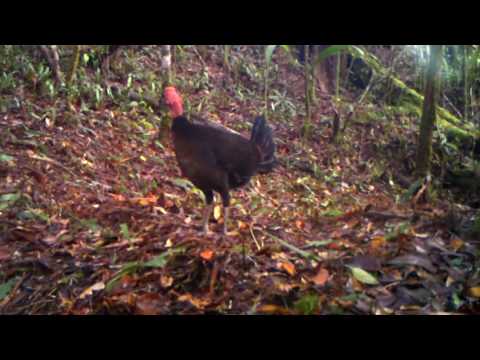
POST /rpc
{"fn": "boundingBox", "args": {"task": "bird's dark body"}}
[171,115,275,206]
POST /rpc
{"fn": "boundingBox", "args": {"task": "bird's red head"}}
[163,86,184,118]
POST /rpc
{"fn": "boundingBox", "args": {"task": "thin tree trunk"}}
[303,45,311,137]
[416,45,444,178]
[463,45,470,122]
[67,45,81,85]
[40,45,63,84]
[160,45,172,84]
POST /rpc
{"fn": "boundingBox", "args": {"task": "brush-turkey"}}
[163,86,277,234]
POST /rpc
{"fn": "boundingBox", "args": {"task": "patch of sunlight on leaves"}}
[106,248,184,292]
[385,222,411,241]
[17,208,50,223]
[294,293,319,315]
[0,153,14,162]
[120,223,131,240]
[79,219,100,232]
[0,277,17,301]
[303,239,333,249]
[321,209,344,217]
[347,266,379,285]
[451,292,464,310]
[0,193,21,210]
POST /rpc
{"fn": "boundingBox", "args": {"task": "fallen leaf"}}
[136,294,162,315]
[348,266,379,285]
[370,236,386,250]
[237,220,248,230]
[79,282,105,300]
[279,261,296,276]
[132,194,158,206]
[200,249,214,261]
[312,268,329,286]
[348,255,382,272]
[177,293,210,309]
[111,194,126,202]
[213,205,222,221]
[160,275,174,288]
[451,238,464,252]
[42,229,68,246]
[388,254,436,273]
[295,220,305,230]
[469,287,480,298]
[0,247,11,262]
[257,304,291,315]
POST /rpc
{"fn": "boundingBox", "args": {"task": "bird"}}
[162,86,277,235]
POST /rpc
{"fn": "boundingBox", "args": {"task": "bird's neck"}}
[171,116,191,134]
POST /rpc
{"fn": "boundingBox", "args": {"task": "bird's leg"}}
[202,190,214,235]
[202,203,213,234]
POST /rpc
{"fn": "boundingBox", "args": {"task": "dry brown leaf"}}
[111,194,126,202]
[79,282,105,300]
[451,238,464,252]
[237,220,248,230]
[213,205,222,221]
[312,268,329,286]
[177,293,210,309]
[136,294,162,315]
[257,304,292,315]
[132,194,158,206]
[279,261,296,276]
[160,275,174,288]
[0,247,11,262]
[200,249,214,261]
[469,287,480,298]
[370,236,386,250]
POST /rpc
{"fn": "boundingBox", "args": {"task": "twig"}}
[28,153,76,177]
[364,211,411,221]
[0,274,27,310]
[263,230,321,262]
[249,224,262,251]
[192,46,208,69]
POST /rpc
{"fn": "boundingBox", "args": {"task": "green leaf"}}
[0,278,17,301]
[321,209,343,217]
[0,153,14,162]
[314,45,351,65]
[348,266,379,285]
[303,239,333,249]
[144,253,169,268]
[120,223,130,240]
[265,45,278,66]
[105,261,141,292]
[294,293,319,315]
[0,193,20,202]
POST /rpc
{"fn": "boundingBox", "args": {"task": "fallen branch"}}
[264,230,321,262]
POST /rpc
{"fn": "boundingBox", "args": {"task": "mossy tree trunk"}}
[463,45,470,122]
[416,45,444,178]
[67,45,81,85]
[302,45,311,137]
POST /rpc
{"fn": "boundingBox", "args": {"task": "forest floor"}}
[1,47,479,314]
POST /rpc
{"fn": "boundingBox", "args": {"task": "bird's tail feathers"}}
[251,116,277,174]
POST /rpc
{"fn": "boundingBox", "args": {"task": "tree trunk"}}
[67,45,81,85]
[160,45,172,84]
[302,45,311,137]
[463,45,470,122]
[40,45,63,84]
[416,45,444,178]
